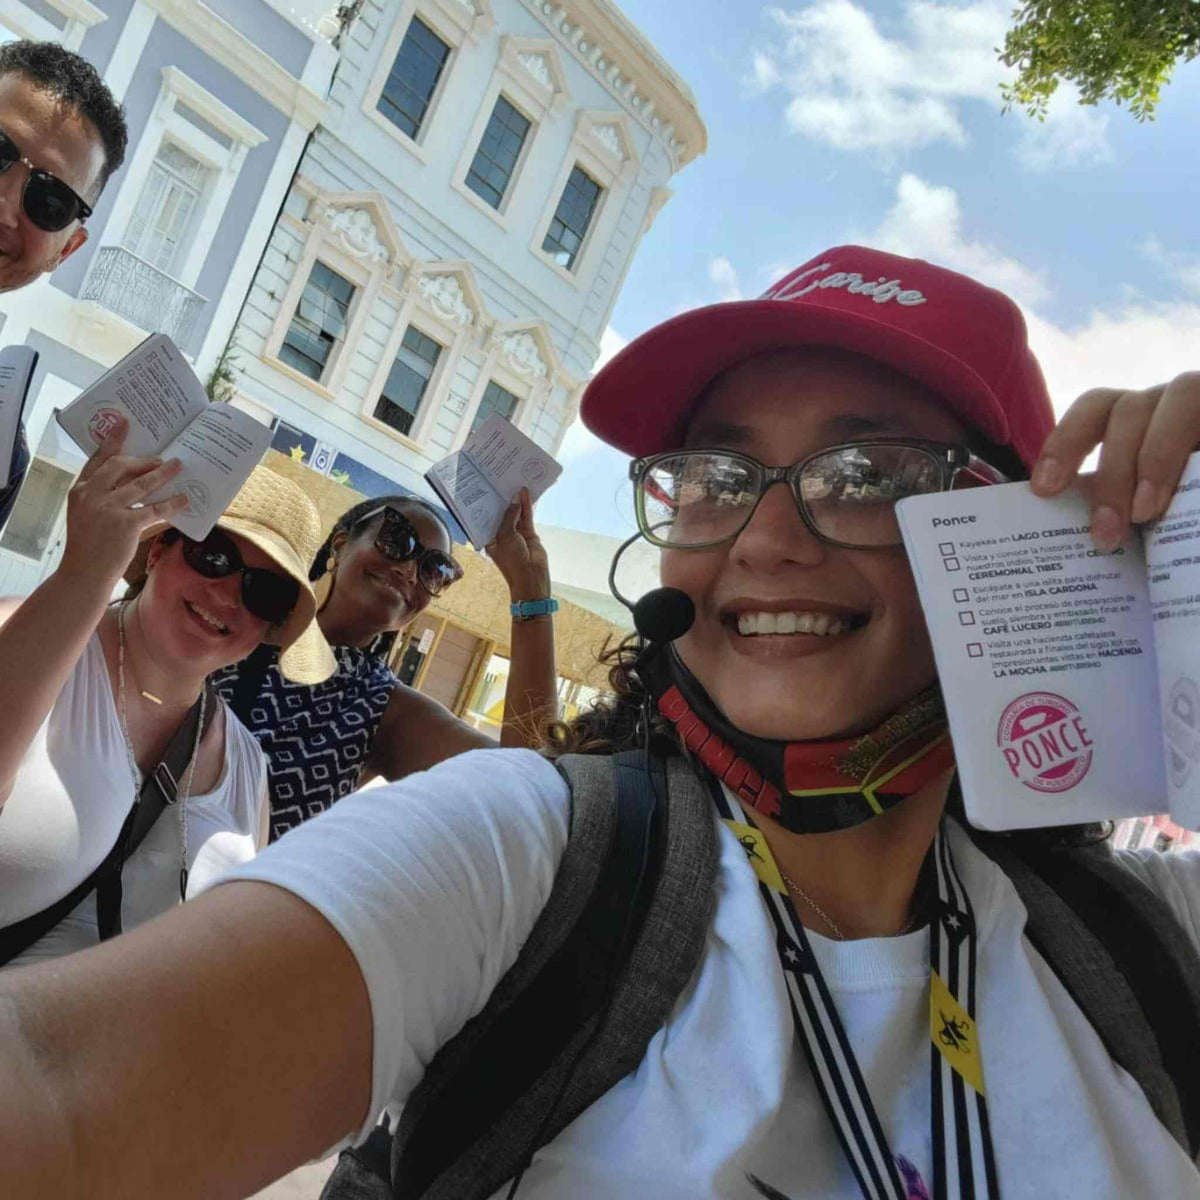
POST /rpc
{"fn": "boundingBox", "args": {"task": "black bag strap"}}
[0,685,216,965]
[967,808,1200,1158]
[390,749,666,1199]
[318,749,679,1200]
[1007,834,1200,1154]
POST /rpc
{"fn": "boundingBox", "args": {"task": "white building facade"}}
[0,0,339,592]
[225,0,705,520]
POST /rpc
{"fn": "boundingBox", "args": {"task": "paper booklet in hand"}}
[897,454,1200,833]
[56,333,272,540]
[0,344,37,487]
[425,414,562,549]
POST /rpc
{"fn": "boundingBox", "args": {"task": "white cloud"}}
[747,50,780,91]
[1025,303,1200,418]
[862,176,1200,415]
[869,173,1050,307]
[709,255,744,301]
[1014,87,1113,171]
[755,0,1112,168]
[1143,236,1200,298]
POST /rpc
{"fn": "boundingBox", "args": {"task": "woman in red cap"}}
[2,249,1200,1199]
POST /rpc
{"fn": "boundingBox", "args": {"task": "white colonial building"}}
[224,0,706,517]
[0,0,341,593]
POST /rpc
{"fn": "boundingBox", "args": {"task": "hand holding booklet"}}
[897,455,1200,832]
[425,414,562,549]
[56,334,271,540]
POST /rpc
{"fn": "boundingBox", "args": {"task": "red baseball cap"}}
[582,245,1054,470]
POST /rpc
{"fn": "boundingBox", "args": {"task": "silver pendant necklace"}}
[116,602,206,899]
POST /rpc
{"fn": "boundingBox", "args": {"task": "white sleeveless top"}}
[0,632,267,967]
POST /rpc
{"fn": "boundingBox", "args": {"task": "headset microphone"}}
[608,528,695,653]
[632,587,695,651]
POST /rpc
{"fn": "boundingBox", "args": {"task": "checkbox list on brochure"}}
[938,540,960,572]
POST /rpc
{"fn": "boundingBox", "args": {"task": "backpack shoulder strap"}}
[372,750,718,1200]
[970,827,1200,1159]
[319,747,647,1200]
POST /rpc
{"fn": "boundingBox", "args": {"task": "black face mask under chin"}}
[636,644,954,834]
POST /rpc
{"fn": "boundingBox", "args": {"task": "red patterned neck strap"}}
[644,647,954,834]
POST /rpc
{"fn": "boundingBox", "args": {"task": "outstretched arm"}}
[0,878,372,1199]
[0,746,567,1199]
[0,419,185,808]
[365,488,557,781]
[488,488,559,749]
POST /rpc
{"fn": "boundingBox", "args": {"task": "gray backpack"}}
[321,752,1200,1200]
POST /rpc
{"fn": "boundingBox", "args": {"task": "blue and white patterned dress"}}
[213,643,396,841]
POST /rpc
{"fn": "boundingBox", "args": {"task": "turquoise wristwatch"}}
[511,597,559,620]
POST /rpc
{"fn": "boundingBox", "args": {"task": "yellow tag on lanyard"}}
[930,968,985,1095]
[725,820,787,894]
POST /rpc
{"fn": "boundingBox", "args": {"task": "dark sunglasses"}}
[173,529,300,625]
[359,505,463,597]
[0,128,93,232]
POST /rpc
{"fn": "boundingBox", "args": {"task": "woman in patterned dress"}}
[213,487,556,840]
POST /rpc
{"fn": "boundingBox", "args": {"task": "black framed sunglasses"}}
[0,128,93,232]
[631,439,1009,551]
[173,529,300,624]
[359,505,463,597]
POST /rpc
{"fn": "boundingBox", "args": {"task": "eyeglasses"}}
[177,529,300,624]
[0,128,93,232]
[631,439,1008,551]
[359,505,463,597]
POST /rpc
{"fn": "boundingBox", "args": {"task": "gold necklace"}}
[777,868,920,941]
[117,603,206,899]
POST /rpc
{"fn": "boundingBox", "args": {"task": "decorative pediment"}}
[490,320,561,382]
[500,37,571,111]
[409,260,490,329]
[310,191,408,275]
[515,0,707,170]
[578,110,637,173]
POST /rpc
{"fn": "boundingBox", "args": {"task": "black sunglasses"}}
[0,128,93,232]
[359,505,463,597]
[173,529,300,625]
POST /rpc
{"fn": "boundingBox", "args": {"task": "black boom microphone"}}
[632,587,695,648]
[608,528,696,653]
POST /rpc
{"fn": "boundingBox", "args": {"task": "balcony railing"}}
[80,246,208,349]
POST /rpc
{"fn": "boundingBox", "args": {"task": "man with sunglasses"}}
[0,40,127,529]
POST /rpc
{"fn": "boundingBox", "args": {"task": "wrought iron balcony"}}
[80,246,208,348]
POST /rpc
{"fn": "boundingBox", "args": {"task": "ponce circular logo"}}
[997,692,1094,793]
[182,479,211,516]
[87,407,124,444]
[1165,676,1200,790]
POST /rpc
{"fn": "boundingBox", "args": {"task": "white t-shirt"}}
[1,633,267,967]
[211,748,1200,1198]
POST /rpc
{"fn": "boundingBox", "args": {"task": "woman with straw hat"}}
[0,416,335,967]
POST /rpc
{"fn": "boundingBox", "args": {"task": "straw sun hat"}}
[124,464,337,685]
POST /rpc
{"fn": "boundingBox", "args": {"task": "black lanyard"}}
[709,778,999,1199]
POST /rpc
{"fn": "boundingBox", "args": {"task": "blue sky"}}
[539,0,1200,538]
